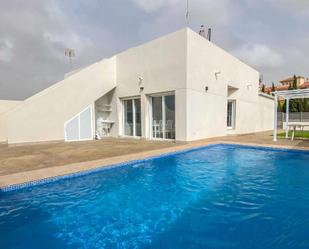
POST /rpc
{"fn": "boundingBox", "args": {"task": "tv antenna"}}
[186,0,189,25]
[64,48,75,67]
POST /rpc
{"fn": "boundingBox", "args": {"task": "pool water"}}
[1,144,309,249]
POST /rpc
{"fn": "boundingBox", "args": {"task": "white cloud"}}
[271,0,309,16]
[0,0,308,98]
[131,0,232,25]
[0,38,14,63]
[278,0,309,8]
[233,44,284,69]
[43,31,93,54]
[44,2,93,52]
[131,0,180,12]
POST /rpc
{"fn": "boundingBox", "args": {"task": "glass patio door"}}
[151,94,175,139]
[152,96,163,139]
[135,99,141,136]
[123,98,141,137]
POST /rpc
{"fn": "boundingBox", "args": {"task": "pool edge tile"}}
[1,142,308,193]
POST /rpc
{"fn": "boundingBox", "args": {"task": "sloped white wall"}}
[0,100,21,142]
[7,57,116,144]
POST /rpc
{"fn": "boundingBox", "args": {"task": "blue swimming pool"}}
[0,144,309,249]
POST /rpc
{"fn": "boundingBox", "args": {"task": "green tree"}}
[285,75,297,111]
[292,75,297,89]
[278,100,284,112]
[284,98,305,113]
[282,99,286,112]
[282,99,299,113]
[300,99,306,112]
[271,82,275,92]
[298,99,309,112]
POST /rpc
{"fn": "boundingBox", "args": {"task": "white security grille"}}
[64,106,93,141]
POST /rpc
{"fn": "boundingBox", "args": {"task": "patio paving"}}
[0,138,180,176]
[220,130,309,148]
[0,131,308,188]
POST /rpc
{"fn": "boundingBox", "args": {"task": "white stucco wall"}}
[185,29,272,140]
[5,28,274,144]
[0,100,21,114]
[257,94,275,132]
[0,100,21,142]
[230,95,274,135]
[115,29,188,141]
[7,57,116,144]
[113,28,273,142]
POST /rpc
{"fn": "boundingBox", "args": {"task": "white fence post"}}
[273,94,278,142]
[285,98,289,139]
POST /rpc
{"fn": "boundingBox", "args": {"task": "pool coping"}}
[1,141,309,192]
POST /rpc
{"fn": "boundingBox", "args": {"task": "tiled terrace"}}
[0,131,308,188]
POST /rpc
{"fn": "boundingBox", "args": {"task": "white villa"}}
[0,28,274,144]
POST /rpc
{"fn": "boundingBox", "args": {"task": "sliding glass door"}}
[151,94,175,139]
[152,96,163,139]
[123,98,141,137]
[124,99,133,136]
[164,95,175,139]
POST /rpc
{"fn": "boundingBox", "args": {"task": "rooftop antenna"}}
[259,74,264,85]
[207,28,212,41]
[186,0,189,25]
[64,48,75,67]
[199,25,206,37]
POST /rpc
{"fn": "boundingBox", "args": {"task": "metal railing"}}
[277,112,309,128]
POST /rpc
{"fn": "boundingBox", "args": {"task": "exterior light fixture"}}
[214,71,221,80]
[138,76,143,85]
[138,76,144,92]
[205,86,209,92]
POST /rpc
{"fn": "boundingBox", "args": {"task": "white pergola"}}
[273,88,309,141]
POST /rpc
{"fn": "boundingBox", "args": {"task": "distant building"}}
[299,81,309,89]
[280,76,305,88]
[263,76,309,94]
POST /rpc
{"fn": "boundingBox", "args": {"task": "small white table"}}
[287,122,309,140]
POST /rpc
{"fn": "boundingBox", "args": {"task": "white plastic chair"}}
[165,120,174,139]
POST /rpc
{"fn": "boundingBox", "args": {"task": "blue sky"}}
[0,0,308,100]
